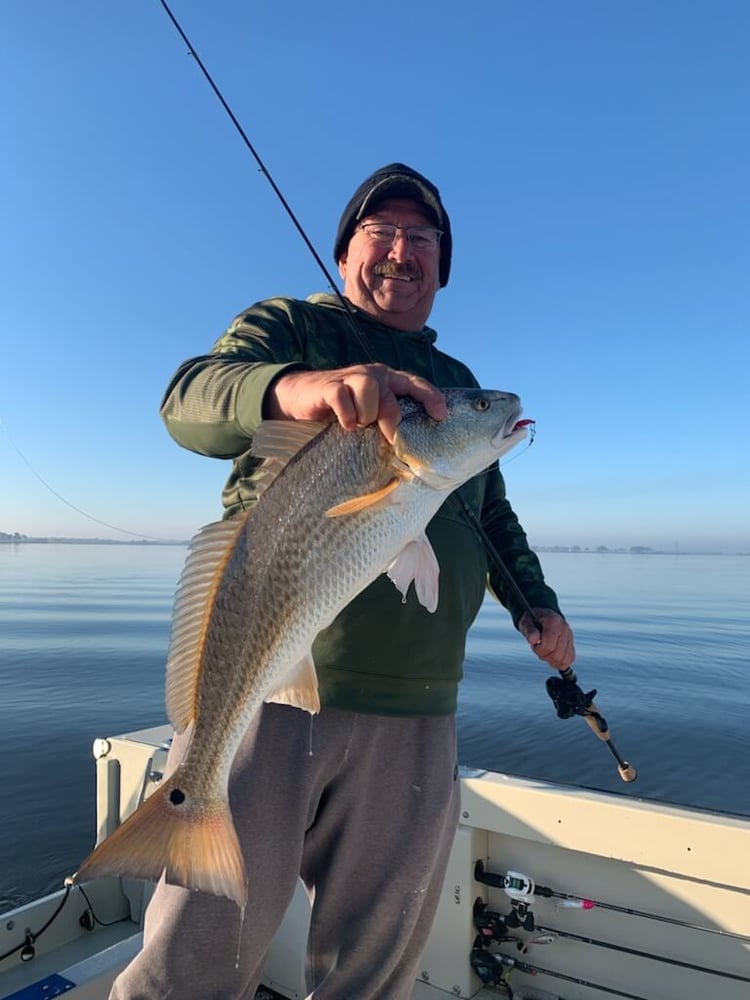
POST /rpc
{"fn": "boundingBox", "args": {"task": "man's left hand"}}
[518,609,575,671]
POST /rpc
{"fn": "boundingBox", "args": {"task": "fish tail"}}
[68,772,247,908]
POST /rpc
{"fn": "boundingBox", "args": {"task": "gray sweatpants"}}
[110,704,460,1000]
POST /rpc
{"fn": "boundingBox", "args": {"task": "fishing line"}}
[157,0,372,361]
[157,1,637,779]
[156,2,534,474]
[158,0,535,482]
[0,418,173,542]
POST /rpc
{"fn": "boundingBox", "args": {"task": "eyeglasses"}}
[356,223,443,251]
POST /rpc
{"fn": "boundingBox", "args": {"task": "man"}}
[111,163,574,999]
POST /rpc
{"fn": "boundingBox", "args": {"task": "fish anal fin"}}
[326,477,402,518]
[69,772,247,908]
[386,532,440,613]
[264,652,321,714]
[166,513,251,733]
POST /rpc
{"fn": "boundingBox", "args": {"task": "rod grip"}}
[582,699,611,741]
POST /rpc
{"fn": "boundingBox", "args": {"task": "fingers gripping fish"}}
[68,389,528,907]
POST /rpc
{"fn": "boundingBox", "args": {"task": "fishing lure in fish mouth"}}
[512,418,536,445]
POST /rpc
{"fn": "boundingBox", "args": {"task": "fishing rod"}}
[474,899,750,984]
[545,665,636,781]
[157,0,368,357]
[474,861,750,944]
[456,495,636,782]
[470,946,651,1000]
[156,2,635,781]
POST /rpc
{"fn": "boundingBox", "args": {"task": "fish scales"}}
[69,389,526,906]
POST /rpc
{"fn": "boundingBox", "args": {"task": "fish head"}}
[393,388,528,490]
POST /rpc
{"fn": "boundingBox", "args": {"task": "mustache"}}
[372,262,421,280]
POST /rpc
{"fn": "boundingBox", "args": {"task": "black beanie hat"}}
[334,163,452,287]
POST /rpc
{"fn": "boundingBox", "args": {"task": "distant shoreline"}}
[0,535,188,547]
[1,535,745,556]
[533,545,749,556]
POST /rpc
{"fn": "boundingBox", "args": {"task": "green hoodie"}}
[160,293,562,716]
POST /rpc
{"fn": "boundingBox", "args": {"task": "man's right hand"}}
[265,364,446,444]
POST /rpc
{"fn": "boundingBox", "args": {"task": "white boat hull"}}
[2,724,748,999]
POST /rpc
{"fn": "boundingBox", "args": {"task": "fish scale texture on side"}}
[70,390,527,907]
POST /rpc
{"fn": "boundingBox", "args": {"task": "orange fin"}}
[326,477,402,517]
[386,532,440,612]
[68,772,247,908]
[166,513,251,734]
[264,651,321,714]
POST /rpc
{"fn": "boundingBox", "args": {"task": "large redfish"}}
[69,389,528,907]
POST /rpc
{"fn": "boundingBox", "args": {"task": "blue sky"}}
[1,1,748,552]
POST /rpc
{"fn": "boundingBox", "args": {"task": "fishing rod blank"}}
[157,0,636,786]
[457,495,636,782]
[474,900,750,984]
[474,861,750,944]
[470,947,651,1000]
[157,0,373,362]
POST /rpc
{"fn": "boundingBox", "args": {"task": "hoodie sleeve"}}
[160,299,311,459]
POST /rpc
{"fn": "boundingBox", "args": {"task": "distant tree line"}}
[0,531,29,543]
[533,544,658,554]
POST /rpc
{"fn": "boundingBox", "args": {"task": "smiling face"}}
[338,197,442,331]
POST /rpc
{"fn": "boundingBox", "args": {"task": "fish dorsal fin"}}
[326,475,406,518]
[386,532,440,613]
[252,419,328,460]
[251,420,328,498]
[165,513,251,733]
[264,651,321,715]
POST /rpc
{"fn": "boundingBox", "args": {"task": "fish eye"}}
[474,397,491,412]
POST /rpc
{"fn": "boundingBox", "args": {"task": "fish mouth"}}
[493,410,534,447]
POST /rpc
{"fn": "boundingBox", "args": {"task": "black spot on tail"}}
[169,788,186,805]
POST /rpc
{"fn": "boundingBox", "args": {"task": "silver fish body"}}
[70,388,526,906]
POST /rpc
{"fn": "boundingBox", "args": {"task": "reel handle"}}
[549,668,637,783]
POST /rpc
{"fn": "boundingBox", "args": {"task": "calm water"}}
[1,544,748,914]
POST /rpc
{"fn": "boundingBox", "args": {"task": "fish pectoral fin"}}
[326,477,403,518]
[386,533,440,613]
[264,651,321,715]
